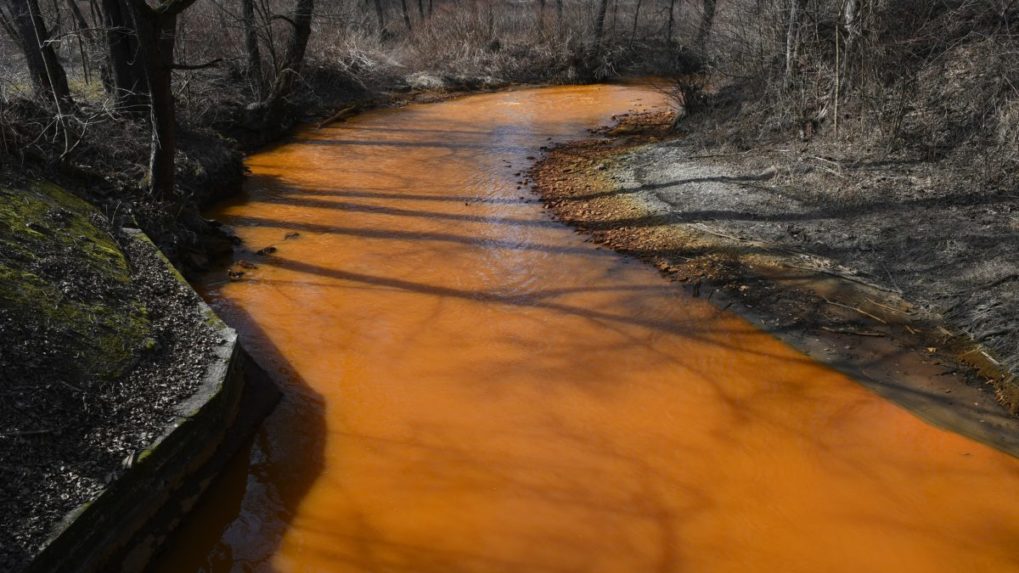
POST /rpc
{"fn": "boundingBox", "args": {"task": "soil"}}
[0,186,220,572]
[529,109,1019,449]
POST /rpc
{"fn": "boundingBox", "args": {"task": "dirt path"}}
[529,110,1019,456]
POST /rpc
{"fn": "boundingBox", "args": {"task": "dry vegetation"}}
[686,0,1019,189]
[0,0,699,268]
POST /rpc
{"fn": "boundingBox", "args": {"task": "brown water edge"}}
[157,85,1019,572]
[528,115,1019,451]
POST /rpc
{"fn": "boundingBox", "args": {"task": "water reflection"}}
[156,86,1019,573]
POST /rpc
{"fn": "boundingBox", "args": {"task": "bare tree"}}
[241,0,264,98]
[399,0,411,30]
[6,0,74,108]
[594,0,609,46]
[841,0,862,84]
[262,0,314,126]
[694,0,715,52]
[125,0,202,199]
[665,0,676,43]
[372,0,384,33]
[629,0,642,44]
[102,0,148,113]
[785,0,805,85]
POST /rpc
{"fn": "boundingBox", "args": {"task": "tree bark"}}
[102,0,147,113]
[694,0,715,52]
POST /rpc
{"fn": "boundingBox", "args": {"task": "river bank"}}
[530,108,1019,448]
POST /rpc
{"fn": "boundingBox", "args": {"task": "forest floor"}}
[530,108,1019,451]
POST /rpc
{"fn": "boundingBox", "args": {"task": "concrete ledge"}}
[25,230,280,573]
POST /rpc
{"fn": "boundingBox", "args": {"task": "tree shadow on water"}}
[149,301,326,573]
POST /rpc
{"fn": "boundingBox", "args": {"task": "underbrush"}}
[693,0,1019,192]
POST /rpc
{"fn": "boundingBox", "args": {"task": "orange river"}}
[156,85,1019,572]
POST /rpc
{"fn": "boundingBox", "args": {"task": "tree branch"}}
[170,57,223,70]
[270,13,297,29]
[0,6,20,44]
[157,0,201,16]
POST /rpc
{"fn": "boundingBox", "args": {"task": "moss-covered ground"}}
[0,182,151,384]
[0,181,218,572]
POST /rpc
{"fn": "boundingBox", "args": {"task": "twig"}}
[820,325,886,337]
[691,222,742,241]
[787,263,901,293]
[0,427,57,438]
[822,296,888,324]
[317,104,361,128]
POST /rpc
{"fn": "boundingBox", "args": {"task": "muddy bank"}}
[530,110,1019,442]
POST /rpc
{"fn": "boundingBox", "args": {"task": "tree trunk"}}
[264,0,314,127]
[417,0,423,21]
[593,0,608,46]
[127,2,178,199]
[65,0,89,35]
[629,0,641,44]
[784,0,804,85]
[8,0,74,108]
[125,0,201,199]
[0,6,19,42]
[694,0,715,52]
[400,0,411,30]
[555,0,562,22]
[372,0,384,33]
[241,0,264,98]
[665,0,675,43]
[841,0,861,88]
[102,0,147,113]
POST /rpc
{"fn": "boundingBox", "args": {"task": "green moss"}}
[0,182,152,382]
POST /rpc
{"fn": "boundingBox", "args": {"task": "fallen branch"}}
[822,296,888,324]
[787,263,901,294]
[317,104,362,128]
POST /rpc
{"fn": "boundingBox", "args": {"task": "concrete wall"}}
[25,230,280,573]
